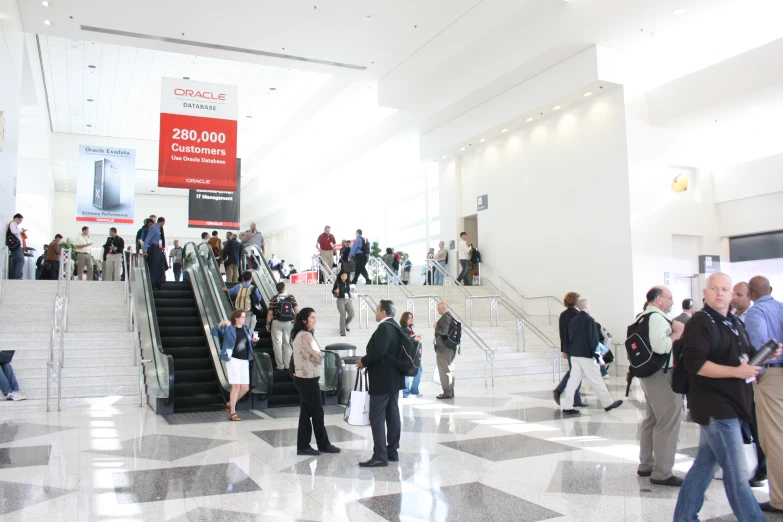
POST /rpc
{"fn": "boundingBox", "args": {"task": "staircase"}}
[290,281,560,386]
[0,280,140,410]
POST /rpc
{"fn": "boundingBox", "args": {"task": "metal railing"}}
[448,306,497,387]
[367,257,440,322]
[478,261,565,325]
[46,248,73,412]
[313,254,338,304]
[426,259,499,327]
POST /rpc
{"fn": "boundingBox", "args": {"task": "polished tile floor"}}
[0,376,781,521]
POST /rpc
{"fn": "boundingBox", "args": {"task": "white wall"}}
[0,0,25,225]
[441,88,636,338]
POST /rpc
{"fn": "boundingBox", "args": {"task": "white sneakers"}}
[7,391,27,401]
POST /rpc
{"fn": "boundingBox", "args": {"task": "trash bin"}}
[325,343,356,359]
[339,356,360,405]
[23,250,36,280]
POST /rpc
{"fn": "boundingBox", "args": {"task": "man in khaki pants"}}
[433,302,456,399]
[74,226,93,280]
[745,275,783,514]
[315,226,336,278]
[636,286,685,487]
[265,282,299,371]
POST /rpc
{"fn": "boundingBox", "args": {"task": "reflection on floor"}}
[0,376,780,521]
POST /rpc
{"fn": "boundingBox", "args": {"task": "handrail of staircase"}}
[478,261,564,324]
[0,245,7,304]
[183,242,233,395]
[447,306,496,387]
[313,254,338,304]
[130,252,174,409]
[46,247,73,412]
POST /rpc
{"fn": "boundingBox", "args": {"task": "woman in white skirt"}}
[211,309,259,421]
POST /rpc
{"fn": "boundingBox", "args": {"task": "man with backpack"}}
[224,271,264,334]
[266,282,299,370]
[632,286,686,487]
[561,298,623,416]
[355,299,406,467]
[433,301,460,399]
[348,229,372,285]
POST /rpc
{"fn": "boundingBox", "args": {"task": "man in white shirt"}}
[74,226,93,281]
[731,281,752,322]
[456,232,470,285]
[434,241,448,286]
[7,213,25,279]
[636,286,685,487]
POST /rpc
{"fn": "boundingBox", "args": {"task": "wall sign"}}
[188,159,241,229]
[158,78,238,191]
[76,144,136,224]
[477,194,488,211]
[698,255,721,275]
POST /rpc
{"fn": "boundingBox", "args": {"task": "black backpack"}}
[5,224,20,251]
[471,248,481,265]
[671,313,720,394]
[439,315,462,352]
[361,237,370,255]
[625,311,671,378]
[389,324,421,377]
[275,296,294,321]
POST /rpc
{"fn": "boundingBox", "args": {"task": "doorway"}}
[671,273,699,314]
[463,214,478,285]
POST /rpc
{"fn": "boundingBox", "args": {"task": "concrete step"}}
[11,354,135,369]
[15,365,139,379]
[0,394,144,412]
[15,384,139,399]
[8,346,136,360]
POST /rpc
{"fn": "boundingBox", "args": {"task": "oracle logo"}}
[186,178,211,184]
[173,88,226,101]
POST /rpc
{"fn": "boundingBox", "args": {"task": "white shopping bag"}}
[714,442,758,481]
[344,370,371,426]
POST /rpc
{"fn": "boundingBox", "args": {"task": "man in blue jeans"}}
[456,232,470,285]
[674,272,781,522]
[0,363,26,401]
[7,213,25,279]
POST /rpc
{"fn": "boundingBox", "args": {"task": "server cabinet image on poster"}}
[93,158,122,210]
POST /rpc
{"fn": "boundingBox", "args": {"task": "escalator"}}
[153,280,224,412]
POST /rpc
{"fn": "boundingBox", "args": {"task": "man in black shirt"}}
[674,272,780,522]
[102,228,125,281]
[560,299,622,416]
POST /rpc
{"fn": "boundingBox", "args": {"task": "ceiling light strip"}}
[35,35,55,133]
[79,25,367,71]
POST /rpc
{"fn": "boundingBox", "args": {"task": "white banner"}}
[76,145,136,224]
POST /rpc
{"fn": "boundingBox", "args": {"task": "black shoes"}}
[604,400,623,412]
[562,409,580,416]
[553,390,561,405]
[359,458,388,467]
[388,454,399,462]
[750,475,767,488]
[297,446,321,456]
[637,470,652,477]
[574,402,590,408]
[651,476,683,487]
[319,444,341,454]
[760,502,783,514]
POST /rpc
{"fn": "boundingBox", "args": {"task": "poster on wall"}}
[158,78,238,191]
[76,145,136,224]
[187,159,241,229]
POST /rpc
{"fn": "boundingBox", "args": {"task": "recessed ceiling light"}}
[479,138,486,143]
[583,91,592,97]
[86,124,92,127]
[459,147,465,151]
[441,155,447,159]
[673,8,687,15]
[552,105,561,110]
[88,65,96,69]
[364,14,375,21]
[501,128,508,133]
[526,117,533,122]
[182,76,190,80]
[43,19,51,25]
[87,98,94,102]
[42,1,49,6]
[269,87,276,91]
[246,115,253,118]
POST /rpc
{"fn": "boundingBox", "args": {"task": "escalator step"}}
[152,288,193,299]
[172,357,215,371]
[155,309,198,319]
[273,381,297,396]
[159,282,189,290]
[176,369,222,382]
[155,298,196,308]
[158,316,201,327]
[174,393,226,411]
[166,346,211,359]
[159,326,205,337]
[174,381,221,395]
[162,336,207,348]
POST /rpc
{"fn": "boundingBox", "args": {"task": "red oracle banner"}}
[158,78,238,191]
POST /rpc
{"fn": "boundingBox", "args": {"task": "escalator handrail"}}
[182,242,232,394]
[130,254,173,401]
[321,350,343,395]
[240,244,278,302]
